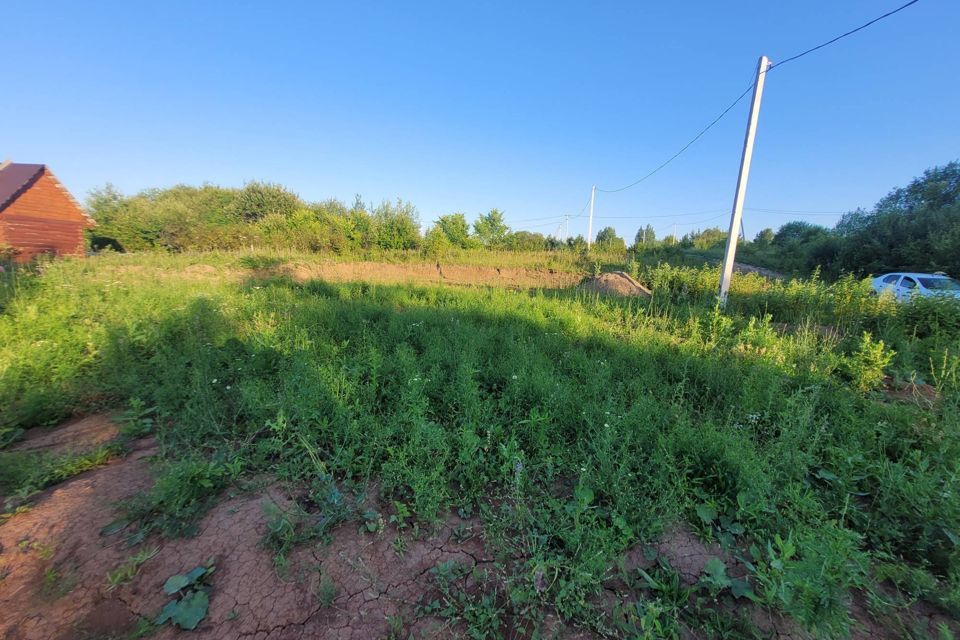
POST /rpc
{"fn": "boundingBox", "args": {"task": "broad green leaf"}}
[154,599,180,625]
[163,574,190,594]
[730,578,757,600]
[185,566,208,584]
[695,503,717,524]
[171,590,209,630]
[703,557,730,587]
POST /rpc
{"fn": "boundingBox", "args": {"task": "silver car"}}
[871,272,960,302]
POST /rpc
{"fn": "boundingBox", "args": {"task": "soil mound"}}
[579,271,652,298]
[733,262,785,280]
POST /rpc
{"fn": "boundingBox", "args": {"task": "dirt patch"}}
[282,260,581,290]
[0,436,157,640]
[10,413,120,457]
[734,263,785,280]
[1,418,589,639]
[579,271,652,298]
[881,376,939,406]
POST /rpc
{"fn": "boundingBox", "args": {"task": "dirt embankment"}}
[579,271,652,298]
[116,260,584,290]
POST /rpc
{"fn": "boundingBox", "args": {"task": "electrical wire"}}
[768,0,922,71]
[591,0,922,196]
[596,81,756,194]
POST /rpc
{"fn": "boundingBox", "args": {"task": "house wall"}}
[0,171,89,261]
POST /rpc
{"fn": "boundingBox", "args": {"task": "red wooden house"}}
[0,160,93,261]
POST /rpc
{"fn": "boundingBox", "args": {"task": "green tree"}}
[504,231,548,251]
[754,228,775,246]
[372,199,421,250]
[229,182,301,222]
[434,213,473,248]
[634,224,656,247]
[595,226,625,250]
[473,209,510,247]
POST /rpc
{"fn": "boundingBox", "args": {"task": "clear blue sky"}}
[3,1,957,241]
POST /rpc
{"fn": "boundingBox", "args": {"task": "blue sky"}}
[2,1,957,241]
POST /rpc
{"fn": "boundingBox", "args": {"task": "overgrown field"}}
[2,252,960,638]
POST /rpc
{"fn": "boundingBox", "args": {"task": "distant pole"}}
[672,223,677,245]
[587,185,596,250]
[718,55,770,307]
[563,215,569,242]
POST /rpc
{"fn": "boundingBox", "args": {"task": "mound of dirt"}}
[733,262,785,280]
[579,271,652,298]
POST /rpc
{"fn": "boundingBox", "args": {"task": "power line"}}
[596,82,756,194]
[768,0,922,71]
[591,0,922,196]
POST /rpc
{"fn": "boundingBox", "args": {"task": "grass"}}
[1,251,959,637]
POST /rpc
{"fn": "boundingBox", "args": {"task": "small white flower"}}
[212,379,218,384]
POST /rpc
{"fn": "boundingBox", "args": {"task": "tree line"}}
[83,161,959,278]
[86,183,592,255]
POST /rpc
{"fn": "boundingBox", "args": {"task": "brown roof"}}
[0,162,45,213]
[0,161,93,224]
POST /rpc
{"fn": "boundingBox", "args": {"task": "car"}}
[871,272,960,302]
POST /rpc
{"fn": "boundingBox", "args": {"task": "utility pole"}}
[672,223,677,245]
[718,55,770,307]
[563,215,569,242]
[587,185,596,250]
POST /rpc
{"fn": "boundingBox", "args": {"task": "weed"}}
[106,546,159,591]
[1,252,959,634]
[155,561,215,630]
[317,574,338,607]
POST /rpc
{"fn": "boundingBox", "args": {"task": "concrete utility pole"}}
[718,55,771,307]
[587,185,596,249]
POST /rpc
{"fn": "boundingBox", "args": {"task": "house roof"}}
[0,161,93,224]
[0,162,45,213]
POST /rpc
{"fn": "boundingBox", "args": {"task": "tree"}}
[634,224,656,246]
[473,209,510,247]
[773,221,827,248]
[504,231,548,251]
[230,182,301,222]
[434,213,473,248]
[754,228,774,246]
[372,199,421,250]
[682,227,727,250]
[422,225,452,258]
[595,226,625,251]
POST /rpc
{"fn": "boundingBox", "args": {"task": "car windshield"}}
[918,277,960,291]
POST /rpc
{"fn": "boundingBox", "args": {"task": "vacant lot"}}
[1,252,959,639]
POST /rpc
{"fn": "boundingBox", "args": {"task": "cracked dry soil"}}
[0,414,583,640]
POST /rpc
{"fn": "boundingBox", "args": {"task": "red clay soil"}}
[881,376,940,406]
[578,272,652,298]
[0,415,588,640]
[10,413,119,457]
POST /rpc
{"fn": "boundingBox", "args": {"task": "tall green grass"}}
[1,252,959,636]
